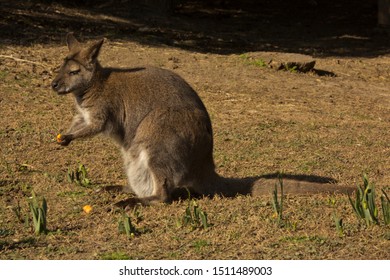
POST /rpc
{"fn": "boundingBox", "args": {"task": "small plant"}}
[284,64,298,73]
[334,215,344,236]
[118,212,137,238]
[180,199,210,230]
[272,177,284,226]
[28,191,48,235]
[270,176,297,230]
[329,197,344,236]
[192,239,210,252]
[101,251,132,260]
[348,175,379,226]
[252,58,267,67]
[67,164,91,187]
[381,190,390,225]
[11,200,24,223]
[333,212,344,237]
[0,229,13,237]
[11,200,30,229]
[239,53,267,68]
[132,206,143,224]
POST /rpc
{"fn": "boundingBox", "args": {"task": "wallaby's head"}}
[51,33,104,95]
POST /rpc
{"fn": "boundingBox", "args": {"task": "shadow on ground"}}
[1,0,389,57]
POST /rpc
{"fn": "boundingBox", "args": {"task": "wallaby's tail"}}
[210,173,354,197]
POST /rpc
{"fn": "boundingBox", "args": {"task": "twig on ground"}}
[0,55,49,69]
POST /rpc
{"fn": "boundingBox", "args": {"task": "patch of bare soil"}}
[0,0,389,259]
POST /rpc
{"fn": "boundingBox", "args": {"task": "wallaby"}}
[51,33,353,207]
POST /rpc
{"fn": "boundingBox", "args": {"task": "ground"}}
[0,0,389,259]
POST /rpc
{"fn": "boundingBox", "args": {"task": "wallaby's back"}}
[93,66,212,148]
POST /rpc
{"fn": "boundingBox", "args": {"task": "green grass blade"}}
[199,210,209,229]
[381,190,390,225]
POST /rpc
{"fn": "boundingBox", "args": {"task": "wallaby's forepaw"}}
[56,133,72,146]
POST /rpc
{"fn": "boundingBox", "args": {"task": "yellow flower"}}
[56,133,62,143]
[83,205,93,214]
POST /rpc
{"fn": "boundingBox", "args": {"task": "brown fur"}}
[51,33,353,207]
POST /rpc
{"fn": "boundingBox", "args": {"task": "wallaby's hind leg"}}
[116,147,171,208]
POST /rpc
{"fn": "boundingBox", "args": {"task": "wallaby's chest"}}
[77,105,92,125]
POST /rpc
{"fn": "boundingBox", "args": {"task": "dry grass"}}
[1,1,389,260]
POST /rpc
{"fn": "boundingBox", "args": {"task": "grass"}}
[100,251,132,260]
[239,53,267,67]
[0,69,9,80]
[0,229,13,237]
[11,200,27,224]
[0,30,389,259]
[192,239,210,252]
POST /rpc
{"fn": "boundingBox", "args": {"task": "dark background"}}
[0,0,389,57]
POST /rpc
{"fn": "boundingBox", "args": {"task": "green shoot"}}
[28,191,48,235]
[11,200,24,223]
[329,197,344,236]
[284,64,298,73]
[333,213,344,237]
[239,53,267,68]
[67,164,91,187]
[180,199,210,230]
[348,174,379,226]
[381,190,390,225]
[118,212,137,238]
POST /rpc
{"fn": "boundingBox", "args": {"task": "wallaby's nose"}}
[51,80,59,90]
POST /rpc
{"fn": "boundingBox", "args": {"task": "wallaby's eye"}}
[69,70,80,76]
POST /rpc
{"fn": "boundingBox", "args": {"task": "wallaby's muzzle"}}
[51,78,67,94]
[51,79,60,91]
[51,70,77,95]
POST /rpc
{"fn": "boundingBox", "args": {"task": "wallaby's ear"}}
[66,33,80,51]
[84,38,105,64]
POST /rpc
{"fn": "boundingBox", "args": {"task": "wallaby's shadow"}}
[110,173,351,209]
[210,173,347,198]
[258,173,337,184]
[311,69,337,77]
[99,185,125,193]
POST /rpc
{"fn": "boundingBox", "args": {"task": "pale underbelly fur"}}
[122,148,155,198]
